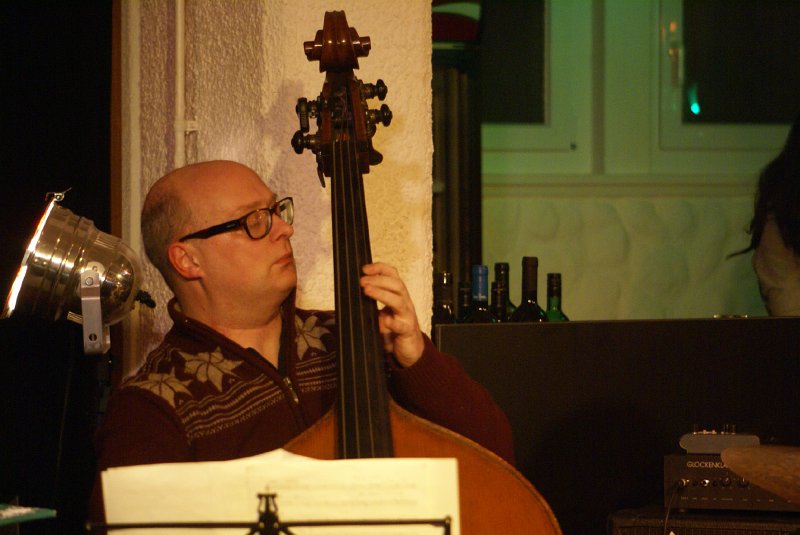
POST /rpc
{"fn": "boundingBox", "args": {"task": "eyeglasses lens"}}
[277,198,293,225]
[245,210,270,239]
[244,198,293,240]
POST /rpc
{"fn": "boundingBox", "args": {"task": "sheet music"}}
[102,449,459,534]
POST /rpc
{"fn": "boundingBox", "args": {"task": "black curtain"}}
[0,2,112,534]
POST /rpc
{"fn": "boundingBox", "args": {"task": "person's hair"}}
[735,114,800,256]
[141,182,192,286]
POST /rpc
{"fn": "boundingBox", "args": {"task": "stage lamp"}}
[3,191,152,354]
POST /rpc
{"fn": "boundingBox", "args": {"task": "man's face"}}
[181,164,297,315]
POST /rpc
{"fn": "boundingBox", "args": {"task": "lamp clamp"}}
[80,261,110,354]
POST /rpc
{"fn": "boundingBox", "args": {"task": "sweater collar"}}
[165,290,299,365]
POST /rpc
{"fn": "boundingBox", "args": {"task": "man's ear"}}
[167,242,203,280]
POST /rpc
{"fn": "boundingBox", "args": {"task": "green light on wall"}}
[687,83,701,116]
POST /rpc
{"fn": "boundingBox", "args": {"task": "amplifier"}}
[610,506,800,535]
[664,453,800,513]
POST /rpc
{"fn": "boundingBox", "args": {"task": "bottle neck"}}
[522,290,540,304]
[491,283,508,320]
[435,287,453,306]
[520,260,539,303]
[434,272,453,305]
[547,284,560,306]
[546,273,561,310]
[471,270,489,305]
[495,265,510,287]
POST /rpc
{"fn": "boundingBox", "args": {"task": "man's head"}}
[141,160,297,320]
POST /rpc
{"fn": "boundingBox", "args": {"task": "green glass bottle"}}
[546,272,570,322]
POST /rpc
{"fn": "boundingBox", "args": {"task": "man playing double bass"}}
[89,159,515,521]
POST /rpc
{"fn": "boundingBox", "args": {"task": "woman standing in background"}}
[740,114,800,316]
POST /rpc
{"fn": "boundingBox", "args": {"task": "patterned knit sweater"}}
[90,297,514,519]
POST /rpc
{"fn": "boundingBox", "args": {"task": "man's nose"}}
[270,213,293,239]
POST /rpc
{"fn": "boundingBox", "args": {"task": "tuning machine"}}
[362,79,388,101]
[292,96,327,186]
[367,104,392,127]
[359,79,391,166]
[292,97,320,152]
[361,79,391,130]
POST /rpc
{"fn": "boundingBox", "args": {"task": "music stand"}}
[89,493,452,534]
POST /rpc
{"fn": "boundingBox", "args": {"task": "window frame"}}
[481,0,593,176]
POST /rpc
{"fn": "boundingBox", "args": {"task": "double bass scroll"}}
[291,11,391,180]
[287,11,561,534]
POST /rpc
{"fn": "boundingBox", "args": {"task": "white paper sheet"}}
[102,449,459,534]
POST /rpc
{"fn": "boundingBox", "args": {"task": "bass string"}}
[331,83,382,457]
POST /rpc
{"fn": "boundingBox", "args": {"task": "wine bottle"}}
[456,281,472,323]
[510,257,547,323]
[464,265,498,323]
[546,272,569,322]
[490,281,509,322]
[494,262,517,317]
[431,271,455,337]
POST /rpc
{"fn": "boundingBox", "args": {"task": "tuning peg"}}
[296,98,310,133]
[369,148,383,166]
[362,79,388,101]
[291,130,319,155]
[368,104,392,127]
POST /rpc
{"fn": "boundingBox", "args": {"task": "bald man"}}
[90,160,514,520]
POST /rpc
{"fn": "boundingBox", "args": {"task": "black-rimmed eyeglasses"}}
[178,197,294,242]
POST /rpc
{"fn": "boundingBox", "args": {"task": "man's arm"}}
[387,334,516,465]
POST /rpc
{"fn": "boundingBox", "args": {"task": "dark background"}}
[0,2,112,533]
[437,319,800,535]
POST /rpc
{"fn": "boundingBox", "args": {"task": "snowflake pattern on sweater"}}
[124,306,337,442]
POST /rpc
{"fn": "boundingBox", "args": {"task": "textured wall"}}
[482,181,765,320]
[136,0,176,359]
[127,0,433,367]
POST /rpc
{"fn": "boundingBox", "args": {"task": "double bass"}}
[286,11,561,534]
